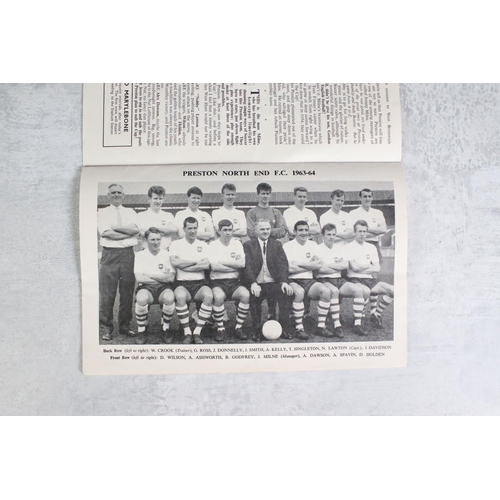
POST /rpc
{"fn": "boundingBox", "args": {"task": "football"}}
[262,320,282,340]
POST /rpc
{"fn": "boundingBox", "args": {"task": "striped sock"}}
[329,297,341,328]
[370,295,378,315]
[135,303,149,333]
[176,304,191,335]
[213,305,225,329]
[235,302,250,330]
[317,300,330,329]
[194,304,212,336]
[293,302,305,330]
[362,298,370,319]
[375,295,393,317]
[353,298,364,326]
[161,303,175,331]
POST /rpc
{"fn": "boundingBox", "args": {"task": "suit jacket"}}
[243,238,289,287]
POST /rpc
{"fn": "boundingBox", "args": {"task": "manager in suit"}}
[243,219,294,341]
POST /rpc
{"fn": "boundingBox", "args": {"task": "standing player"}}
[208,220,250,342]
[316,223,369,337]
[137,185,178,250]
[133,228,176,345]
[283,187,320,239]
[169,217,213,344]
[211,183,247,240]
[349,188,387,257]
[97,183,139,341]
[345,220,394,334]
[283,221,335,339]
[246,182,287,240]
[319,189,354,246]
[243,220,294,341]
[174,186,215,242]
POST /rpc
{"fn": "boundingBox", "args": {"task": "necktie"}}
[263,241,266,256]
[116,207,123,227]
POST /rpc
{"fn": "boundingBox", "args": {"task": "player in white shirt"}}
[316,223,369,337]
[212,183,247,240]
[349,188,387,258]
[319,189,354,246]
[169,217,213,344]
[283,221,337,340]
[283,187,320,239]
[208,219,250,342]
[174,186,215,242]
[137,185,178,250]
[133,228,176,344]
[345,220,394,334]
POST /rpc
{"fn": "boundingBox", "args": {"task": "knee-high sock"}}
[293,302,304,330]
[317,300,330,329]
[135,303,149,333]
[329,297,340,328]
[213,305,225,329]
[353,298,364,326]
[176,304,191,335]
[194,304,212,336]
[162,303,175,331]
[370,295,378,314]
[235,302,250,329]
[374,295,393,317]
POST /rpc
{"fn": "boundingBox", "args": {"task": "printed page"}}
[81,162,407,375]
[83,83,401,166]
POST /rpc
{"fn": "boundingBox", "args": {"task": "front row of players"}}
[132,216,394,344]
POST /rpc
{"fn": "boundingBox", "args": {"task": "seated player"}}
[345,220,394,334]
[283,220,334,340]
[133,228,176,345]
[169,217,213,344]
[208,219,250,342]
[316,223,369,337]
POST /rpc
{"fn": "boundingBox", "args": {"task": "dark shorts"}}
[136,283,174,304]
[175,280,209,300]
[210,279,245,299]
[347,277,378,290]
[290,278,317,295]
[318,277,347,289]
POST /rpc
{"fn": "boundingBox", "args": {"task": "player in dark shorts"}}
[345,220,394,335]
[133,228,176,344]
[316,223,368,337]
[208,219,251,342]
[169,217,213,344]
[283,221,337,340]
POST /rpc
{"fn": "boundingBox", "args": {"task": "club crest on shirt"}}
[231,252,236,258]
[342,220,346,225]
[197,246,202,252]
[366,254,371,260]
[372,218,376,223]
[201,217,206,222]
[158,263,164,269]
[306,252,311,258]
[161,220,166,225]
[233,219,238,224]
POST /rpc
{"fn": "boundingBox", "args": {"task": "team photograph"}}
[96,176,396,346]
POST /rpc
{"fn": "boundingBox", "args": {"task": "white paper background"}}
[1,83,499,415]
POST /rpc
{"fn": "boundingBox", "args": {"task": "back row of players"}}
[98,182,394,344]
